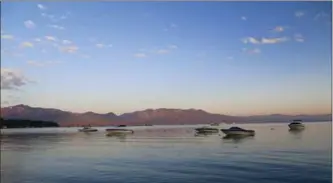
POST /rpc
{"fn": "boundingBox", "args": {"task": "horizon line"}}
[1,104,331,117]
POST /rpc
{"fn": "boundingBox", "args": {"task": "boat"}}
[105,128,134,134]
[195,126,219,133]
[78,126,98,132]
[117,125,127,127]
[210,123,220,126]
[288,120,305,130]
[221,127,255,136]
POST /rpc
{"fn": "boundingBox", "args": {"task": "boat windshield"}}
[229,127,244,131]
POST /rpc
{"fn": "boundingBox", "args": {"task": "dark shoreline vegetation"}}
[0,118,59,128]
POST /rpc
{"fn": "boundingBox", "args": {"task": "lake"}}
[1,122,331,183]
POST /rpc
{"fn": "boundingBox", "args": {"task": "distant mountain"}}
[0,104,331,127]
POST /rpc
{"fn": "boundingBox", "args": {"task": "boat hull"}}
[221,129,255,136]
[78,129,98,132]
[105,129,134,134]
[195,128,219,133]
[288,124,305,130]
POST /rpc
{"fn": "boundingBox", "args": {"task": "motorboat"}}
[78,126,98,132]
[195,126,219,133]
[117,125,127,127]
[105,128,134,135]
[221,127,255,136]
[288,120,305,130]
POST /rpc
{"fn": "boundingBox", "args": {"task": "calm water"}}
[1,122,332,183]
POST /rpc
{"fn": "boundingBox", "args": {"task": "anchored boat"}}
[195,126,219,133]
[105,128,134,136]
[221,127,255,136]
[288,120,305,130]
[78,126,98,132]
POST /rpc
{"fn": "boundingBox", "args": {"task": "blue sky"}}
[1,2,331,115]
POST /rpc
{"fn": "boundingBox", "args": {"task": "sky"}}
[1,2,332,116]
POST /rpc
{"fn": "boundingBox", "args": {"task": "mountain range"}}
[0,104,331,126]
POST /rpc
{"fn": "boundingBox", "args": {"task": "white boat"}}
[288,120,305,130]
[221,127,255,136]
[78,126,98,132]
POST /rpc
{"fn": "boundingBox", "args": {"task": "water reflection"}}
[222,135,255,144]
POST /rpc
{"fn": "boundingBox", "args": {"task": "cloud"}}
[294,34,305,42]
[24,20,36,29]
[48,24,65,30]
[1,68,30,90]
[314,12,330,21]
[244,48,261,54]
[62,40,72,44]
[37,4,47,10]
[164,23,178,31]
[242,37,288,44]
[168,45,178,49]
[96,43,105,48]
[272,26,285,32]
[157,49,170,54]
[295,11,305,18]
[27,60,62,67]
[34,38,42,42]
[44,36,57,41]
[20,42,34,48]
[134,53,147,58]
[41,12,70,22]
[60,46,78,53]
[1,34,14,39]
[241,16,247,21]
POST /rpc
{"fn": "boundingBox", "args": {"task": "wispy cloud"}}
[295,11,305,18]
[134,53,147,58]
[272,26,285,32]
[24,20,36,29]
[294,34,305,42]
[27,60,62,67]
[314,12,330,21]
[60,46,78,53]
[41,12,69,22]
[242,37,288,44]
[157,49,170,54]
[62,40,72,44]
[96,43,112,48]
[1,34,14,39]
[37,4,47,10]
[44,36,57,42]
[241,16,247,21]
[34,38,42,42]
[164,23,178,31]
[20,42,34,48]
[243,48,261,54]
[48,24,65,30]
[1,68,30,90]
[168,45,178,49]
[96,43,105,48]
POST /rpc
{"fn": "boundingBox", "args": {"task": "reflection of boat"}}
[222,134,254,143]
[195,126,219,133]
[288,120,305,130]
[221,127,255,136]
[105,129,134,135]
[78,126,98,132]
